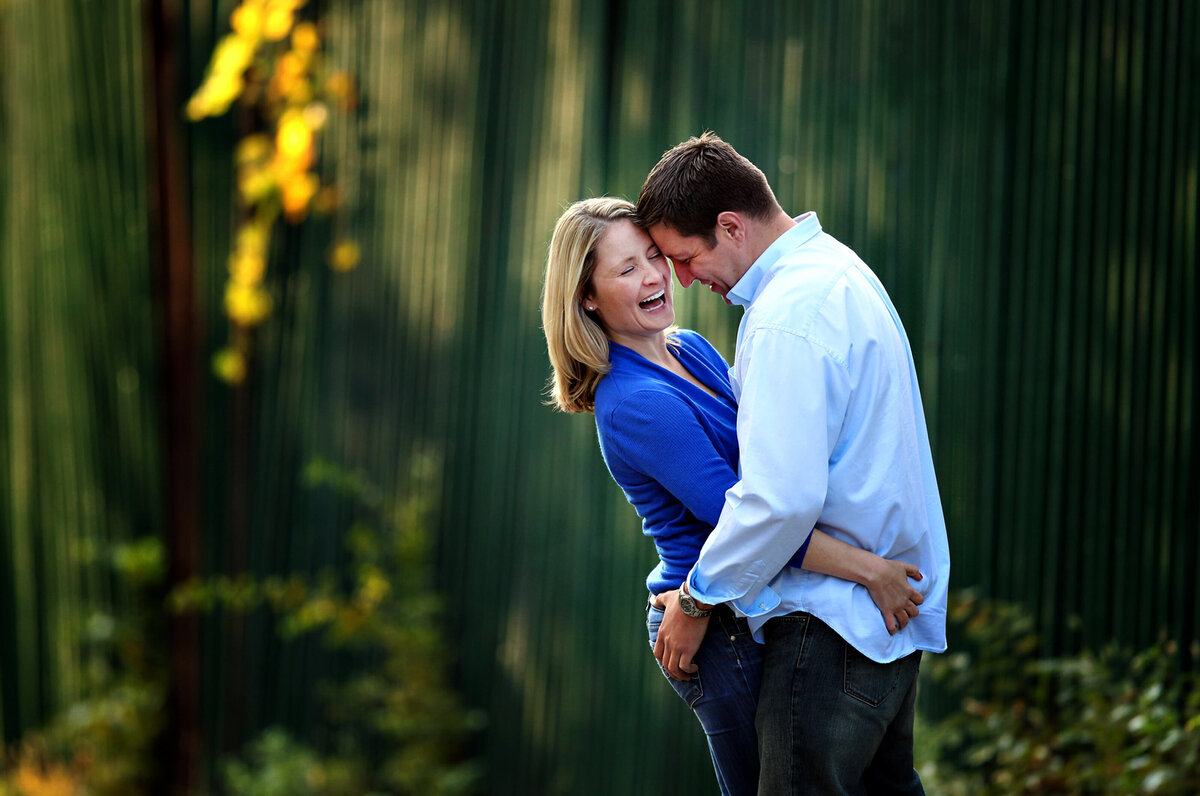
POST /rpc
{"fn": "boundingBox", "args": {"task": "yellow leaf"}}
[184,92,211,121]
[302,102,328,131]
[329,240,360,272]
[212,348,247,384]
[231,4,264,40]
[212,34,255,76]
[275,51,306,79]
[262,7,294,40]
[292,21,320,52]
[229,248,266,285]
[282,173,320,221]
[276,111,313,160]
[236,133,272,165]
[204,72,245,116]
[238,165,277,204]
[224,283,273,326]
[236,222,270,255]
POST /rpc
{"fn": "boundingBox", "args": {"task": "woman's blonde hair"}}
[541,197,635,413]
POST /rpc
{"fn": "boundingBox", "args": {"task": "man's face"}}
[648,223,742,301]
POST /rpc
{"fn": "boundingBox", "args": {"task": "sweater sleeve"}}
[605,389,736,527]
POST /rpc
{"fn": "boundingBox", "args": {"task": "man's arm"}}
[654,329,843,679]
[690,328,844,607]
[613,388,763,683]
[651,529,924,679]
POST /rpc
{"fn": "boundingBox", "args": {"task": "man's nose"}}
[673,265,695,288]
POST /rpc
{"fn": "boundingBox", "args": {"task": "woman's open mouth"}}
[639,290,667,311]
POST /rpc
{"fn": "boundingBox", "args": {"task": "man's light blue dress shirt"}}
[686,212,950,663]
[595,330,810,596]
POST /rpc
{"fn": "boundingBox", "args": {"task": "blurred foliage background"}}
[1,0,1197,793]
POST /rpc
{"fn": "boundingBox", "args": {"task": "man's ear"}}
[715,211,747,244]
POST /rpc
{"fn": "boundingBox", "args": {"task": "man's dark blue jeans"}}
[756,612,924,795]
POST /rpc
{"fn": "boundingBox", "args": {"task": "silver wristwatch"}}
[677,583,712,618]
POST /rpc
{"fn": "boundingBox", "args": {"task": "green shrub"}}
[171,455,483,795]
[0,537,168,796]
[921,590,1200,794]
[220,728,361,796]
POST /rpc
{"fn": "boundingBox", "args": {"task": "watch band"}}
[677,582,712,618]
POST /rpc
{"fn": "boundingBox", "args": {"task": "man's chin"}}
[709,285,732,305]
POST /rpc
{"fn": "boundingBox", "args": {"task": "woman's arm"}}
[803,530,923,635]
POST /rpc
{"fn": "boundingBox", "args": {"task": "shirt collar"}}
[727,212,822,307]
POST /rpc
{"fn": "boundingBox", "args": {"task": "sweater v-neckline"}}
[612,338,732,405]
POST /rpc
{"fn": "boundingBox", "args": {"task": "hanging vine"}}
[187,0,359,384]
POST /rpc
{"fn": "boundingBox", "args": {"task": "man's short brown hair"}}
[636,131,780,247]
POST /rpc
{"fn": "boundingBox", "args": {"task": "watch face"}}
[679,591,706,617]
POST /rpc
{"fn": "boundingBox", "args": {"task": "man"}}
[637,132,949,794]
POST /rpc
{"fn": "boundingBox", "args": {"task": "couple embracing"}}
[541,133,950,795]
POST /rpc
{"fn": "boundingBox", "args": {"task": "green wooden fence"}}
[2,0,1197,792]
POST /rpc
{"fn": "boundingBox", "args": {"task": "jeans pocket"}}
[646,603,664,640]
[646,603,705,707]
[659,660,705,707]
[842,644,901,707]
[765,612,811,668]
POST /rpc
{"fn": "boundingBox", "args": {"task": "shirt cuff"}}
[729,585,781,617]
[686,567,781,617]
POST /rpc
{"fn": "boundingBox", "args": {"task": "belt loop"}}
[715,603,735,635]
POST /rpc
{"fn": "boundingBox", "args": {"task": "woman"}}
[541,197,923,795]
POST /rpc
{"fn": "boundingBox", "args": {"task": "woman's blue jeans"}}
[647,601,763,796]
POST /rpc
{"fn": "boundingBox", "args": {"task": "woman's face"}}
[585,219,674,347]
